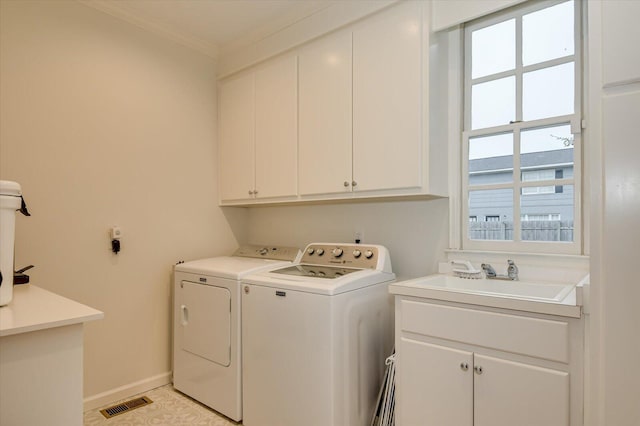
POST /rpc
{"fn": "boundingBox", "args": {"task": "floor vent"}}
[100,396,153,419]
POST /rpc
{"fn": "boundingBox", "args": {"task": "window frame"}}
[461,0,582,255]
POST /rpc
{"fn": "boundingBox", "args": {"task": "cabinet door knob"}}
[460,362,469,371]
[343,181,350,187]
[352,181,358,187]
[474,366,483,375]
[248,190,254,195]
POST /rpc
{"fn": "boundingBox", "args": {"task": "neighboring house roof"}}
[469,149,573,173]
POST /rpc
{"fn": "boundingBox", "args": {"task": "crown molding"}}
[77,0,219,59]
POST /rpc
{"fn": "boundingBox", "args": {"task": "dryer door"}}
[179,281,231,366]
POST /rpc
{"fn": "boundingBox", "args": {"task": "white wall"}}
[218,1,396,77]
[431,0,527,31]
[0,0,246,405]
[587,1,640,425]
[244,199,449,279]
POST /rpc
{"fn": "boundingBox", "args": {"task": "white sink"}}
[405,275,576,302]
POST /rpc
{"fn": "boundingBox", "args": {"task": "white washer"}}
[173,245,300,421]
[241,243,395,426]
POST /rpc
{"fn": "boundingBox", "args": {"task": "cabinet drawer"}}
[400,299,569,363]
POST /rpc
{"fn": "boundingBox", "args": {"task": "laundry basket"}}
[371,351,396,426]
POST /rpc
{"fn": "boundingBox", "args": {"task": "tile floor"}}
[84,384,239,426]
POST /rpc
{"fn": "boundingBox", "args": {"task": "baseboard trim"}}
[83,371,172,412]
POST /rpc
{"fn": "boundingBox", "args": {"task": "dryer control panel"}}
[233,245,300,262]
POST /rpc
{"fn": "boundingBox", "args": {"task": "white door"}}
[179,281,231,366]
[242,284,332,426]
[219,73,255,201]
[255,56,298,199]
[353,1,423,192]
[397,338,473,426]
[298,31,353,195]
[474,354,569,426]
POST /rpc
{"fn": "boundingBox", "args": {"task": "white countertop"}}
[0,285,104,337]
[390,275,584,318]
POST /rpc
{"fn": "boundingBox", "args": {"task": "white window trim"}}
[459,0,583,255]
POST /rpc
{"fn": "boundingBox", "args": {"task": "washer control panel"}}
[301,243,383,270]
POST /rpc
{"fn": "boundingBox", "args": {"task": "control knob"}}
[364,250,374,259]
[316,248,325,256]
[353,249,362,258]
[332,248,344,257]
[259,247,269,256]
[307,248,315,255]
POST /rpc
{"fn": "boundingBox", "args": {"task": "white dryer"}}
[241,243,395,426]
[173,245,300,421]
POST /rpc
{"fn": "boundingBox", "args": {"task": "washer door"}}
[179,281,231,366]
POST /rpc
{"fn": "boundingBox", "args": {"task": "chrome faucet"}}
[481,260,518,281]
[507,260,519,281]
[481,263,496,278]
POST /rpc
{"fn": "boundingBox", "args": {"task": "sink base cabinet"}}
[473,354,569,426]
[395,298,583,426]
[400,339,473,426]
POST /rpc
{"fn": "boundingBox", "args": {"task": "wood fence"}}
[468,220,574,242]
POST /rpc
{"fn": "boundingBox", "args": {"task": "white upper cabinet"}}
[298,32,353,196]
[219,73,254,202]
[218,1,446,205]
[218,56,298,203]
[353,0,423,192]
[254,56,298,199]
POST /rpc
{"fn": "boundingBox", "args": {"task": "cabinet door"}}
[298,31,353,195]
[219,73,255,201]
[397,338,473,426]
[474,354,569,426]
[353,1,423,192]
[255,56,298,199]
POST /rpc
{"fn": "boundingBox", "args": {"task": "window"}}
[521,170,555,194]
[521,214,561,221]
[462,0,581,253]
